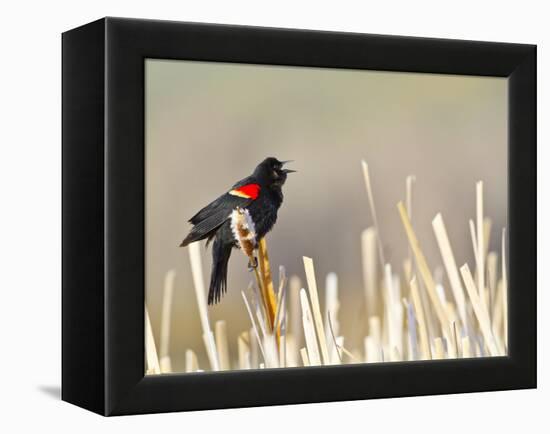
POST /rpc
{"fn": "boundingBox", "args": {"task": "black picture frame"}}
[62,17,536,416]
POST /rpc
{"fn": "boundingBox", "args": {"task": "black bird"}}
[180,157,295,305]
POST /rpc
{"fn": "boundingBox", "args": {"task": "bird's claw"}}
[248,256,258,271]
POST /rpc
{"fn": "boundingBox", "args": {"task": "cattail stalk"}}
[459,263,499,356]
[159,269,176,373]
[185,349,199,372]
[145,305,161,374]
[303,257,330,364]
[397,202,451,340]
[361,160,386,266]
[362,227,378,318]
[189,242,219,370]
[432,214,468,328]
[215,320,230,370]
[300,288,321,365]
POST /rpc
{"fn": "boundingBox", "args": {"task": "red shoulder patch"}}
[229,183,260,200]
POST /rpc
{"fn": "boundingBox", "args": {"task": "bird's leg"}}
[247,255,258,271]
[247,241,260,271]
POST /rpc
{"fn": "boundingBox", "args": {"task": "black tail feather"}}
[208,238,232,305]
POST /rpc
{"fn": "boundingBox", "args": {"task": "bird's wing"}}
[188,193,249,225]
[181,176,262,247]
[188,178,261,225]
[231,175,259,190]
[180,209,231,247]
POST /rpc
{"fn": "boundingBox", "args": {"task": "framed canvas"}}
[62,17,536,416]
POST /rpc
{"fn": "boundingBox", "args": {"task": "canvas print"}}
[144,59,508,374]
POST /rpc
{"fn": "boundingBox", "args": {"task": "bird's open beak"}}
[281,160,296,173]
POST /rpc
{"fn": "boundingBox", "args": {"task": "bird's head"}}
[254,157,296,187]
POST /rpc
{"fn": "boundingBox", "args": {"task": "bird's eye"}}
[272,170,279,177]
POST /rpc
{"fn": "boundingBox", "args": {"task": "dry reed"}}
[145,159,508,374]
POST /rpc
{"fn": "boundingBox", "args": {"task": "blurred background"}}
[145,59,507,371]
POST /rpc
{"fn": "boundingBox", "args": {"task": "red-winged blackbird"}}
[180,157,295,305]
